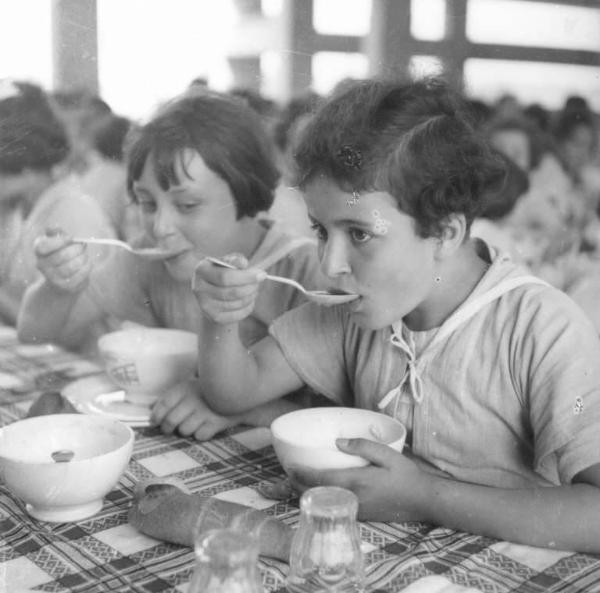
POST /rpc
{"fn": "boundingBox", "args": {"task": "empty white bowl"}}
[0,414,134,522]
[97,327,198,405]
[271,407,406,473]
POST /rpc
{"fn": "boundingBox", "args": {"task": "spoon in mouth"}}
[72,237,181,261]
[206,256,359,306]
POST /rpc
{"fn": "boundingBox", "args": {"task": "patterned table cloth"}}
[1,326,600,593]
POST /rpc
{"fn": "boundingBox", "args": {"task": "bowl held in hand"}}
[271,407,406,473]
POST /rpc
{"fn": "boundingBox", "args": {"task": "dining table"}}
[1,324,600,593]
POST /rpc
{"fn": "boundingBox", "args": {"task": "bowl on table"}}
[0,413,134,522]
[97,327,198,406]
[270,407,406,474]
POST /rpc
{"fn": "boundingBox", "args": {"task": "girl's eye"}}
[349,228,372,243]
[310,223,327,242]
[177,203,198,213]
[138,201,156,214]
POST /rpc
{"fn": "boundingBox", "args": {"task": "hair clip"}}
[336,145,363,170]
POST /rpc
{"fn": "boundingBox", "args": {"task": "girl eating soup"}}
[18,91,322,439]
[191,78,600,553]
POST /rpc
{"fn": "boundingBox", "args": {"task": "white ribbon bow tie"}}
[378,326,424,411]
[377,274,550,414]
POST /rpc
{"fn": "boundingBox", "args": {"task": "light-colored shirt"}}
[0,204,26,283]
[270,246,600,488]
[9,174,117,295]
[87,220,321,347]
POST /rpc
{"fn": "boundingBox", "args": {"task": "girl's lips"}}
[162,248,188,261]
[346,295,363,312]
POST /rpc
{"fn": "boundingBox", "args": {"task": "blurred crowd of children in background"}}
[1,74,599,338]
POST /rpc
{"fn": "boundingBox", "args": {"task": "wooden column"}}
[364,0,412,80]
[443,0,468,90]
[51,0,98,93]
[228,0,271,94]
[279,0,314,100]
[228,57,262,91]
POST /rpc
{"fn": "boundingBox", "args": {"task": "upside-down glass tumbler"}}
[188,528,264,593]
[287,486,365,593]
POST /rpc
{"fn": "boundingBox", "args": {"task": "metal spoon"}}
[206,256,359,306]
[72,237,181,261]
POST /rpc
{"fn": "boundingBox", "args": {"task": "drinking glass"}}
[188,528,264,593]
[287,486,365,593]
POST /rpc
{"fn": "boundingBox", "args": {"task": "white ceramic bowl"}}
[0,414,134,522]
[97,327,198,405]
[271,407,406,473]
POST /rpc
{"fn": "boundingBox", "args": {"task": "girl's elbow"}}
[210,398,247,416]
[16,318,36,343]
[203,388,249,416]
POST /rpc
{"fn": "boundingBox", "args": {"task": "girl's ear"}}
[435,213,467,259]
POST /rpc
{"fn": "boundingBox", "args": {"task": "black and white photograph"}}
[1,1,600,592]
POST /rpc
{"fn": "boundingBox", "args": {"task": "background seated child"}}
[0,82,59,323]
[18,91,322,439]
[189,78,600,553]
[470,151,530,261]
[0,80,114,332]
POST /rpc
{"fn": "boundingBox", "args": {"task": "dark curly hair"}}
[0,81,70,174]
[127,91,279,219]
[294,77,505,238]
[92,114,132,162]
[273,91,322,152]
[478,151,529,220]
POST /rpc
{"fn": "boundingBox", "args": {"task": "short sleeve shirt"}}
[270,250,600,488]
[86,221,322,348]
[10,175,117,295]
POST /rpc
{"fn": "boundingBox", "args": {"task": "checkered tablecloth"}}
[1,326,600,593]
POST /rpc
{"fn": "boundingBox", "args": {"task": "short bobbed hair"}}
[294,78,505,238]
[127,92,279,218]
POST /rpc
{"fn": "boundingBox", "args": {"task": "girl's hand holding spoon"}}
[192,254,267,325]
[34,229,91,294]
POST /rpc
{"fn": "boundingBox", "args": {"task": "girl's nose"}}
[151,204,176,238]
[320,237,351,278]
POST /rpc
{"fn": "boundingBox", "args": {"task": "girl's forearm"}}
[423,475,600,553]
[238,397,304,427]
[0,286,22,326]
[198,318,263,414]
[17,279,84,345]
